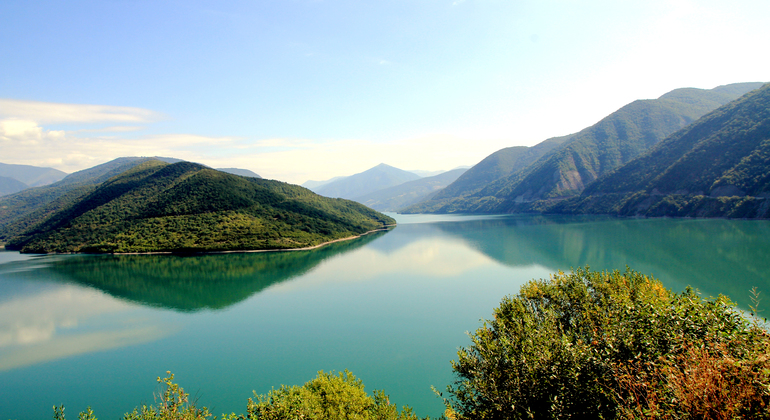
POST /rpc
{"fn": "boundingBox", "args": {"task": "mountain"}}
[217,168,262,178]
[0,162,67,187]
[5,160,395,253]
[549,82,770,218]
[0,157,183,240]
[0,176,29,197]
[302,176,347,190]
[354,168,468,211]
[403,82,765,214]
[404,136,571,213]
[311,163,421,199]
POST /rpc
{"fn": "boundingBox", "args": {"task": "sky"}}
[1,0,768,184]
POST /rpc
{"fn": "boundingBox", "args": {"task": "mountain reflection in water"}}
[47,231,387,311]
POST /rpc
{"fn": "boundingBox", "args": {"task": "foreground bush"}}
[441,267,770,419]
[245,370,422,420]
[53,370,425,420]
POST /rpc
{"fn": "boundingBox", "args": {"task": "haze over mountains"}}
[0,163,68,196]
[403,82,766,215]
[2,80,767,241]
[549,82,770,218]
[305,163,469,211]
[309,163,422,199]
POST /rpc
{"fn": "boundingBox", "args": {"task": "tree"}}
[441,268,770,419]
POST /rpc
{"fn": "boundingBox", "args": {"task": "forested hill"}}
[5,160,395,253]
[0,157,180,238]
[549,82,770,218]
[403,82,764,214]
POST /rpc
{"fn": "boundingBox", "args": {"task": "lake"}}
[1,213,770,419]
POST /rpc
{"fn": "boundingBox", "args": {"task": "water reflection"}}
[427,215,770,308]
[2,216,769,419]
[45,231,387,312]
[0,232,387,372]
[0,278,173,371]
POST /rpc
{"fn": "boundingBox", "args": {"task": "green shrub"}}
[52,370,423,420]
[246,370,422,420]
[441,267,770,419]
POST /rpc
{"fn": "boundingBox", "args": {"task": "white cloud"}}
[0,99,161,124]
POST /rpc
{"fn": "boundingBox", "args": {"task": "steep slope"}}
[312,163,421,199]
[6,160,395,253]
[552,82,770,218]
[404,82,764,214]
[403,136,570,213]
[354,168,468,211]
[0,157,182,240]
[0,162,67,187]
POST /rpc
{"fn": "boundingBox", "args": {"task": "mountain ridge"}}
[403,82,765,214]
[6,160,395,253]
[311,163,421,199]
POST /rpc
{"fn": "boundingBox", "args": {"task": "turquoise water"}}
[1,214,769,419]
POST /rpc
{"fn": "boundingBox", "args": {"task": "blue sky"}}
[1,0,768,183]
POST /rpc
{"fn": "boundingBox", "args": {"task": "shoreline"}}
[14,225,397,256]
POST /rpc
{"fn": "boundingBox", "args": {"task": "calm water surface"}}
[1,214,769,419]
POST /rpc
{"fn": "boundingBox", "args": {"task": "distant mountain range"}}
[310,163,422,199]
[0,176,30,197]
[217,168,262,178]
[403,82,766,216]
[4,160,394,253]
[355,168,467,211]
[0,162,68,196]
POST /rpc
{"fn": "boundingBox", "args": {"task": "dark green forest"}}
[4,160,394,253]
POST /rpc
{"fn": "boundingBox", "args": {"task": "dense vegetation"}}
[0,157,177,240]
[54,371,427,420]
[403,82,765,214]
[402,137,570,213]
[5,160,395,253]
[49,268,770,419]
[442,268,770,419]
[548,82,770,218]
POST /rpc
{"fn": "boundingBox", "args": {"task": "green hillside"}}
[0,157,181,240]
[403,136,570,213]
[5,160,395,253]
[403,82,764,214]
[551,82,770,218]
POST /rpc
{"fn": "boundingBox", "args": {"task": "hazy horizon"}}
[2,0,769,184]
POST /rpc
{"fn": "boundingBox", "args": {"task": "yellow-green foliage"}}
[53,371,425,420]
[443,267,770,419]
[246,370,421,420]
